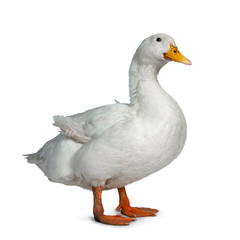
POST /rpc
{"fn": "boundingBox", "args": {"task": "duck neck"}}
[129,58,167,108]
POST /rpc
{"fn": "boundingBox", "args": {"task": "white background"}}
[1,0,240,239]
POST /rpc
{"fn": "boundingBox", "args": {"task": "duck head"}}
[134,33,191,67]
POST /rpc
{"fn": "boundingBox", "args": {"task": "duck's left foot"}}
[116,187,159,217]
[93,186,136,225]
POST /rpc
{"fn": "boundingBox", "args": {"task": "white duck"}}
[26,33,191,225]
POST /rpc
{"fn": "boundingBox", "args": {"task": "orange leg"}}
[92,186,135,225]
[116,187,158,217]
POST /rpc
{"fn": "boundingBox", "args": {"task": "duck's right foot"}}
[116,187,159,217]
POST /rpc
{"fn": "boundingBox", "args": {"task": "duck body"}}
[26,33,191,225]
[31,76,186,190]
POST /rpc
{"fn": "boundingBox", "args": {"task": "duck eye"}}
[156,38,162,42]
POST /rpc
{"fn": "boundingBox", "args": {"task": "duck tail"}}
[23,153,43,164]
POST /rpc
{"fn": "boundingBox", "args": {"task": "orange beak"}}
[164,43,192,65]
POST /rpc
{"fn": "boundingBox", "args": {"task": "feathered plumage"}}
[25,33,191,225]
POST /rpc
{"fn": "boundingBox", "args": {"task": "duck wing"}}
[53,115,91,143]
[53,103,133,143]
